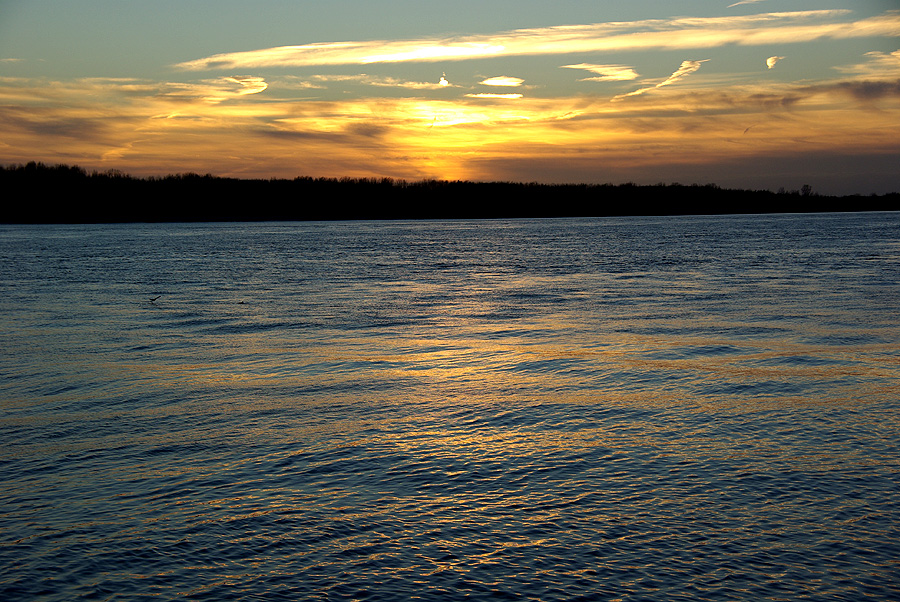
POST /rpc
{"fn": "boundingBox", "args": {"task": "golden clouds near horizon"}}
[1,72,898,184]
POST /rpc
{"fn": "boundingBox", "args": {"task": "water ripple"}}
[1,215,898,600]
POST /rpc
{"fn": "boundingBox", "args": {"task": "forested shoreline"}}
[3,162,897,223]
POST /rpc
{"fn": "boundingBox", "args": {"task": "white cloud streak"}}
[159,76,268,103]
[835,50,900,78]
[480,76,525,87]
[175,10,900,71]
[226,76,268,95]
[310,73,452,89]
[615,60,710,100]
[562,64,640,82]
[728,0,768,8]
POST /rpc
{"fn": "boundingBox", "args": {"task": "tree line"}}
[2,162,896,223]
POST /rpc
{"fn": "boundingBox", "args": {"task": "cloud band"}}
[175,10,899,71]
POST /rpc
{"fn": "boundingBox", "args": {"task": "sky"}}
[1,1,899,194]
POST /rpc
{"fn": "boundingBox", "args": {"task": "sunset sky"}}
[1,1,898,194]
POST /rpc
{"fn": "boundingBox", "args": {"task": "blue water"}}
[1,214,898,601]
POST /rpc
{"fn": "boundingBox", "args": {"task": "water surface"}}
[1,214,898,600]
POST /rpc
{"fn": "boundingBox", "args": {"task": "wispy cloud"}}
[160,76,268,104]
[268,76,326,90]
[175,10,899,71]
[615,60,709,99]
[766,56,785,69]
[310,73,452,89]
[728,0,768,8]
[835,50,900,78]
[562,64,640,82]
[175,41,505,70]
[226,76,268,95]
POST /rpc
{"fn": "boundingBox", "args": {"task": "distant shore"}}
[3,162,897,223]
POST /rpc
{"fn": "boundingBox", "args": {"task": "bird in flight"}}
[149,295,161,302]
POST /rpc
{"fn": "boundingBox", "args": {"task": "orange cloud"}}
[1,59,898,191]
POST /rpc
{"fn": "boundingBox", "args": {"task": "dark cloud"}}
[258,121,389,145]
[344,122,390,138]
[0,107,108,139]
[832,79,900,101]
[746,92,803,109]
[780,79,900,105]
[259,129,350,142]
